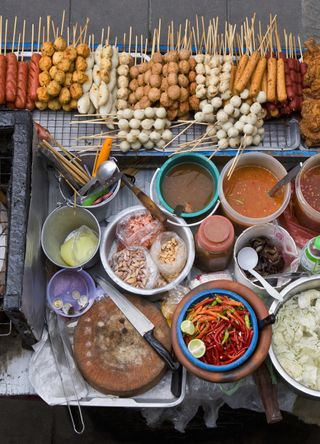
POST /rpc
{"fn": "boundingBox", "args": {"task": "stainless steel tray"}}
[45,167,187,408]
[33,110,301,154]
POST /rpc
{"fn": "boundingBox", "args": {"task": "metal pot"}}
[269,276,320,398]
[41,206,101,269]
[99,205,195,297]
[59,153,121,222]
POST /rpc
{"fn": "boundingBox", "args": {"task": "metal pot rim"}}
[269,275,320,398]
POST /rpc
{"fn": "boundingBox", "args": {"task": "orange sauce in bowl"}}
[223,166,284,218]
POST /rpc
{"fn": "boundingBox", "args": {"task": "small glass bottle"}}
[195,215,235,272]
[301,236,320,274]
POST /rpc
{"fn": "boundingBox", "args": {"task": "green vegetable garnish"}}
[221,329,229,345]
[244,314,251,329]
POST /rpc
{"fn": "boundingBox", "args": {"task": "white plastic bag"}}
[110,246,159,289]
[150,231,187,281]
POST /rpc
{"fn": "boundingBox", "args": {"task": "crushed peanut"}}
[159,238,178,264]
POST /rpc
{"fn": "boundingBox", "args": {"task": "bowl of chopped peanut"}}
[100,205,195,296]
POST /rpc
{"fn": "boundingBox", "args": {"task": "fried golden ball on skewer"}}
[41,42,55,57]
[54,36,67,51]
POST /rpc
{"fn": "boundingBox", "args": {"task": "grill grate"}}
[33,110,300,153]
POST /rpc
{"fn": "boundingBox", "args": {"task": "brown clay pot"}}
[171,280,272,383]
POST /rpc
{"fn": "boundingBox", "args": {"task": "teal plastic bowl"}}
[156,153,220,219]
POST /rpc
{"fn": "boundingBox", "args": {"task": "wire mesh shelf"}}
[33,110,301,154]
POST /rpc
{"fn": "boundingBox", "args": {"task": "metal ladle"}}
[237,247,283,301]
[78,160,117,196]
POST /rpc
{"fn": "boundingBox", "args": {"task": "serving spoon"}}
[78,160,117,196]
[237,247,283,301]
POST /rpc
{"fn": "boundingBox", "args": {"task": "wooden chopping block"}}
[74,295,171,397]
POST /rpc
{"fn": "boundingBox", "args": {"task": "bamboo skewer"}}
[12,16,17,52]
[21,20,26,60]
[0,17,2,56]
[4,19,8,55]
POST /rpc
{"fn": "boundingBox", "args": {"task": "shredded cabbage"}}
[273,289,320,391]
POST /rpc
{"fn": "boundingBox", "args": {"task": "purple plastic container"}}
[47,269,96,318]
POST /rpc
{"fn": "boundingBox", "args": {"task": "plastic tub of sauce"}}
[295,154,320,231]
[156,153,220,219]
[218,153,291,230]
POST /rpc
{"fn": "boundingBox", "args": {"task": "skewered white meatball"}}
[240,89,250,99]
[126,132,137,143]
[141,119,154,130]
[145,107,155,119]
[224,104,234,116]
[155,107,167,119]
[216,110,228,123]
[131,141,142,151]
[195,54,204,64]
[123,108,134,120]
[195,64,205,74]
[194,111,204,122]
[150,131,161,143]
[243,123,254,135]
[154,118,165,131]
[196,74,206,85]
[144,140,154,149]
[227,127,239,138]
[229,136,240,147]
[203,104,214,114]
[240,103,250,115]
[250,102,262,115]
[118,119,129,130]
[211,97,223,109]
[252,134,262,146]
[222,121,233,132]
[256,91,267,104]
[129,118,141,129]
[218,138,229,149]
[217,129,227,139]
[138,131,150,145]
[120,141,130,152]
[230,95,242,108]
[234,121,244,132]
[133,109,145,120]
[162,129,173,142]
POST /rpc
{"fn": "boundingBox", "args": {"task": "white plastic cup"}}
[218,153,291,231]
[233,223,299,297]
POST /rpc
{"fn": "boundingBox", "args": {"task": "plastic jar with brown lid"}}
[195,215,235,272]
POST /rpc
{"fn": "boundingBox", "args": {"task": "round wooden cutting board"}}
[74,295,171,397]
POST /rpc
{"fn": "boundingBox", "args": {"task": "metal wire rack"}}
[33,110,301,153]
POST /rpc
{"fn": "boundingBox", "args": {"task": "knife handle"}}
[144,330,180,371]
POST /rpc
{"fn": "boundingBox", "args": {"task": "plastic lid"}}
[197,216,235,253]
[314,236,320,250]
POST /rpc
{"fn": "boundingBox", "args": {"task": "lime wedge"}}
[188,339,206,358]
[181,320,195,335]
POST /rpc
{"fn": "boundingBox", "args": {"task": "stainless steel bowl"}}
[99,205,195,296]
[269,276,320,398]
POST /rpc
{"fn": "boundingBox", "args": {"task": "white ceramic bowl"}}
[99,205,195,296]
[233,223,298,297]
[269,276,320,398]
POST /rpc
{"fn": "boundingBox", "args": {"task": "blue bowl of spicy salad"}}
[176,289,259,372]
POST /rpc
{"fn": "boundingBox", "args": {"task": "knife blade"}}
[78,171,124,205]
[268,163,302,197]
[94,275,179,371]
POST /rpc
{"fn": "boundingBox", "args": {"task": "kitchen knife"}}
[268,163,302,197]
[94,275,180,371]
[78,171,124,206]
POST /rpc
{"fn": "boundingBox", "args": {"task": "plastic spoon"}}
[78,160,117,196]
[237,247,283,301]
